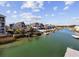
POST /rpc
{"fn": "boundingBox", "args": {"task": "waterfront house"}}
[31,23,44,29]
[9,24,15,29]
[14,22,26,29]
[0,14,6,34]
[8,22,26,30]
[6,24,15,34]
[6,22,26,34]
[44,24,55,29]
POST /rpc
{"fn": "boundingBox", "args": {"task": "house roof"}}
[15,22,25,25]
[0,14,5,17]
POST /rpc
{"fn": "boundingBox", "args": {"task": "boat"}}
[43,32,49,35]
[72,35,79,39]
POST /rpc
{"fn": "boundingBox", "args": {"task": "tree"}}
[14,29,21,34]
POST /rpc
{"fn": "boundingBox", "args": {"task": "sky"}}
[0,1,79,25]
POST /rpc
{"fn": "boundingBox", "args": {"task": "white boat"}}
[38,30,46,32]
[43,32,49,35]
[72,35,79,39]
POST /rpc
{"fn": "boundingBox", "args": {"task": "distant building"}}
[9,24,15,29]
[31,23,44,29]
[14,22,26,29]
[44,24,55,29]
[9,22,26,30]
[0,14,6,34]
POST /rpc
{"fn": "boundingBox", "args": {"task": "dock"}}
[65,47,79,57]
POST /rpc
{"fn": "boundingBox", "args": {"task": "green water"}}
[0,29,79,57]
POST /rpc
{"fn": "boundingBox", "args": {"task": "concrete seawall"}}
[65,47,79,57]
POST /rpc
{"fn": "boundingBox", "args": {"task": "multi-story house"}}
[9,22,26,30]
[31,23,44,29]
[14,22,26,30]
[0,14,5,34]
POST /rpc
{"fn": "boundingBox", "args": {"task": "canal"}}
[0,29,79,57]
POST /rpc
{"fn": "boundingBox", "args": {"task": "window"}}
[1,23,5,27]
[0,17,5,21]
[0,29,4,33]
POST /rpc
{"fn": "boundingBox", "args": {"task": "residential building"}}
[14,22,26,30]
[44,24,55,29]
[31,23,44,29]
[0,14,6,34]
[9,22,26,30]
[9,24,15,29]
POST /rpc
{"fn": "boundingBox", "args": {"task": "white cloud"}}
[21,1,44,9]
[72,17,79,23]
[63,6,69,10]
[45,14,48,17]
[20,12,42,22]
[13,11,17,14]
[64,1,75,6]
[6,10,11,14]
[12,14,17,18]
[0,2,11,7]
[51,14,54,17]
[72,17,79,20]
[45,14,54,17]
[21,1,34,9]
[72,17,79,19]
[63,1,75,10]
[6,10,17,14]
[45,13,54,17]
[32,9,40,12]
[53,6,58,11]
[6,3,10,7]
[0,1,7,6]
[0,1,11,8]
[21,1,44,12]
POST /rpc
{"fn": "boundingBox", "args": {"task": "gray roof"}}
[0,14,5,17]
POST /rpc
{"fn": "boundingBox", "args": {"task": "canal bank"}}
[0,29,79,57]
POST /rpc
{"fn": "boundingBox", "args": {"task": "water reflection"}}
[0,48,4,57]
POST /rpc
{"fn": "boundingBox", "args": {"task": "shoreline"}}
[0,28,56,44]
